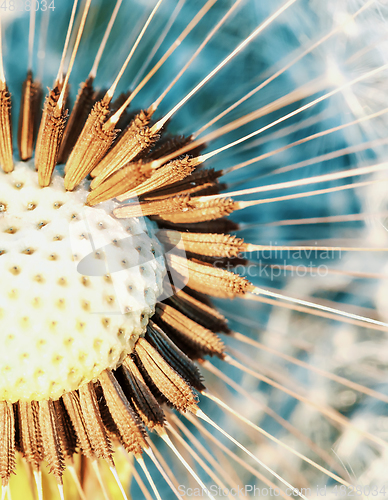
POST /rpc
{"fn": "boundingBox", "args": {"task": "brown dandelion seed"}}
[98,370,148,457]
[0,401,15,487]
[17,400,44,471]
[139,196,237,223]
[143,167,224,200]
[0,81,13,174]
[168,288,231,334]
[78,383,114,466]
[62,391,94,459]
[167,254,251,298]
[38,399,65,483]
[35,86,68,187]
[113,194,194,218]
[134,337,198,413]
[158,230,246,258]
[155,303,225,358]
[111,155,201,200]
[17,71,43,162]
[87,160,149,206]
[146,320,206,388]
[121,356,166,431]
[52,399,77,461]
[160,196,237,223]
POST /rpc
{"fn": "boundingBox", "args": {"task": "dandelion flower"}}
[1,1,388,499]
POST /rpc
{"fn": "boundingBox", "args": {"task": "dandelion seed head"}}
[0,0,387,496]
